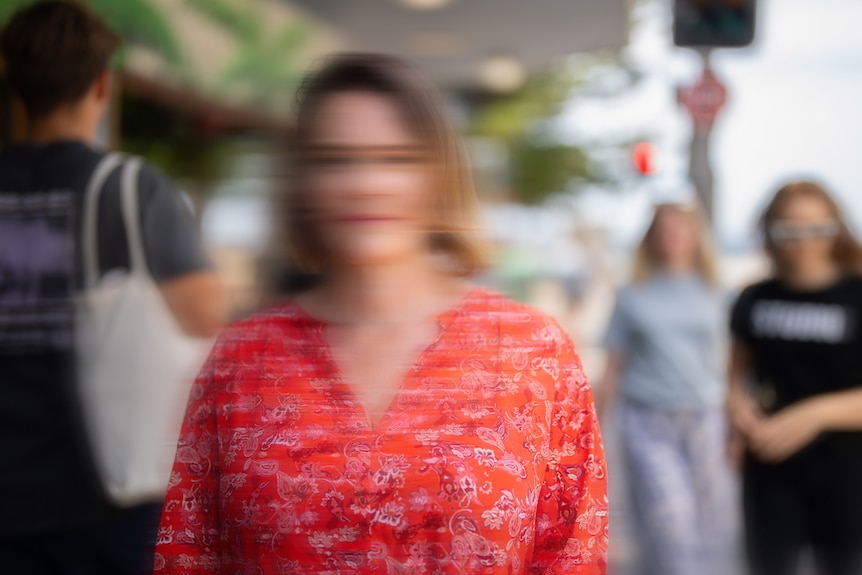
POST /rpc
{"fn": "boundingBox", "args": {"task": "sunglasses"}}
[768,220,840,243]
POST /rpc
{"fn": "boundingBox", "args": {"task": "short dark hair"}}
[0,1,121,118]
[288,53,488,277]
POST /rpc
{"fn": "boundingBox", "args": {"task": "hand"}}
[726,427,747,473]
[748,400,826,463]
[727,389,765,436]
[593,383,610,424]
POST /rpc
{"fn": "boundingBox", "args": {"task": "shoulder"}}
[136,160,172,187]
[96,156,176,204]
[114,158,188,215]
[603,283,640,319]
[729,280,776,328]
[615,282,638,297]
[693,277,729,307]
[132,160,181,202]
[460,286,541,320]
[463,286,567,330]
[840,274,862,290]
[0,145,34,170]
[734,278,776,304]
[195,302,325,394]
[459,286,575,358]
[210,301,318,359]
[614,281,646,304]
[0,142,101,183]
[460,288,590,398]
[828,275,862,307]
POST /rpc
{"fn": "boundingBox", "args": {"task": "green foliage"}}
[187,0,309,108]
[120,95,234,186]
[470,69,593,205]
[218,24,309,103]
[0,0,34,24]
[186,0,257,43]
[89,0,184,69]
[471,71,580,144]
[124,133,234,187]
[470,58,634,205]
[511,142,591,205]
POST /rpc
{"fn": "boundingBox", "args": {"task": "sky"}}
[561,0,862,251]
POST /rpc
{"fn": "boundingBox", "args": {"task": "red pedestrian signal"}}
[632,142,657,176]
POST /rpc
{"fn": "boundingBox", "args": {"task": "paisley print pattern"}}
[155,288,608,574]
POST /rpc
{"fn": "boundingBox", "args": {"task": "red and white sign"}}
[678,68,728,133]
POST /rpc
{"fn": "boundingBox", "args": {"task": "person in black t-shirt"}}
[729,181,862,575]
[0,2,227,574]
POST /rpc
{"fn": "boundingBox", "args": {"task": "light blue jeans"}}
[619,402,735,575]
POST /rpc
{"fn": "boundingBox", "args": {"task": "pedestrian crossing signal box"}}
[673,0,757,48]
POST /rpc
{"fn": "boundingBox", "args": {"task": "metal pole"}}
[689,49,715,224]
[689,125,714,222]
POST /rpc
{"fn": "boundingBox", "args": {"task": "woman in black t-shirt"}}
[729,181,862,575]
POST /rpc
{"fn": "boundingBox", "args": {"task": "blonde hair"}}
[632,203,719,286]
[760,180,862,275]
[286,53,488,277]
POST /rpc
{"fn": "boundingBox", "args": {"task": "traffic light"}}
[632,142,657,176]
[673,0,756,48]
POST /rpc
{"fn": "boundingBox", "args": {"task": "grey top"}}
[603,273,726,409]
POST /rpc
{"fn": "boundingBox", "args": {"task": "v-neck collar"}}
[291,286,481,434]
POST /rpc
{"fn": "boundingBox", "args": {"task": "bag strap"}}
[119,158,147,275]
[82,153,124,290]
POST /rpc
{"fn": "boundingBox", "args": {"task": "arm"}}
[749,387,862,463]
[725,339,763,469]
[154,337,228,574]
[596,289,630,420]
[530,332,608,575]
[138,165,228,338]
[159,271,227,338]
[727,339,763,435]
[593,350,624,421]
[808,388,862,430]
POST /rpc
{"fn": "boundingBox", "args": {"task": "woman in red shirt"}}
[154,53,607,575]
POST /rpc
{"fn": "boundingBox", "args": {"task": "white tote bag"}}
[77,154,210,506]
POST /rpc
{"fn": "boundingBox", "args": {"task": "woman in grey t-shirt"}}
[596,203,733,575]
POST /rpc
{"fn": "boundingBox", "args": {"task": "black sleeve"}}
[137,164,212,282]
[730,285,756,344]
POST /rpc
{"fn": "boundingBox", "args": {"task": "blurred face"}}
[769,195,839,271]
[650,207,698,268]
[303,91,434,268]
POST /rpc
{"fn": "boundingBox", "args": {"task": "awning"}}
[287,0,630,89]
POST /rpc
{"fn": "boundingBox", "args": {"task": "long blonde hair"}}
[632,203,719,286]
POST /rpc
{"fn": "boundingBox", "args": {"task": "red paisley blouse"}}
[155,288,608,574]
